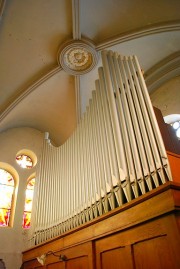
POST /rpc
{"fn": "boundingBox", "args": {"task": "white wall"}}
[150,76,180,117]
[0,127,43,269]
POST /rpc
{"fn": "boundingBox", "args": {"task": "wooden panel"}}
[154,107,180,155]
[95,217,166,254]
[95,231,134,269]
[23,183,180,264]
[95,214,180,269]
[100,246,133,269]
[23,259,44,269]
[22,183,180,269]
[167,152,180,183]
[133,235,177,269]
[161,214,180,266]
[66,256,89,269]
[176,212,180,231]
[22,239,64,263]
[47,261,64,269]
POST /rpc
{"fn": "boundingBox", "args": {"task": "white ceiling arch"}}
[0,0,179,144]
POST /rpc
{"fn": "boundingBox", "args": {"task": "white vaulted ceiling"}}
[0,0,180,145]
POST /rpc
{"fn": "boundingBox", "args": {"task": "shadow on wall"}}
[0,259,6,269]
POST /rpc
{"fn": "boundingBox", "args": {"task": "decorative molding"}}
[58,39,99,75]
[96,21,180,51]
[144,51,180,93]
[72,0,81,40]
[0,66,62,122]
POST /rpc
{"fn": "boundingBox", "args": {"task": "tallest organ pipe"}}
[29,50,172,247]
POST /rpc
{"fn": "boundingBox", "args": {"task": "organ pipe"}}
[29,51,172,247]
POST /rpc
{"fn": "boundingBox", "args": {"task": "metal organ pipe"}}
[128,57,166,185]
[133,56,172,180]
[102,51,128,184]
[95,81,112,192]
[98,68,119,187]
[123,58,152,190]
[30,51,172,246]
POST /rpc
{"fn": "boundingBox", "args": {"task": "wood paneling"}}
[154,107,180,155]
[23,242,93,269]
[22,183,180,269]
[133,235,176,269]
[100,246,133,269]
[23,260,44,269]
[167,152,180,183]
[154,106,180,184]
[95,213,180,269]
[66,256,89,269]
[47,262,64,269]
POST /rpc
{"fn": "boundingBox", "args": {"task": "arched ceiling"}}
[0,0,180,145]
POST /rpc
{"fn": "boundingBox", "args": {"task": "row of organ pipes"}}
[29,50,172,246]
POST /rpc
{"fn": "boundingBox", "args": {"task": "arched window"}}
[0,169,15,227]
[16,154,33,169]
[23,177,35,228]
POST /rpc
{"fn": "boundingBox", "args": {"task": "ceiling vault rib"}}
[72,0,81,40]
[0,66,62,123]
[96,21,180,51]
[145,51,180,93]
[75,75,81,123]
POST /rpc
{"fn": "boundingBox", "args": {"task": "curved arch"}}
[145,51,180,93]
[96,21,180,50]
[27,172,36,182]
[0,162,19,185]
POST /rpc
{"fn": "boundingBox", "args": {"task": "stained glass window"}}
[0,169,14,227]
[16,154,33,169]
[23,178,35,228]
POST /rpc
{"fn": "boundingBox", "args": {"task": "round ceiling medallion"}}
[58,40,99,75]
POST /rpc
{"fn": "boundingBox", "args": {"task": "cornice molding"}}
[96,21,180,51]
[72,0,81,40]
[145,51,180,93]
[0,66,62,123]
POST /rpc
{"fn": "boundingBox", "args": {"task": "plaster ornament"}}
[58,40,99,75]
